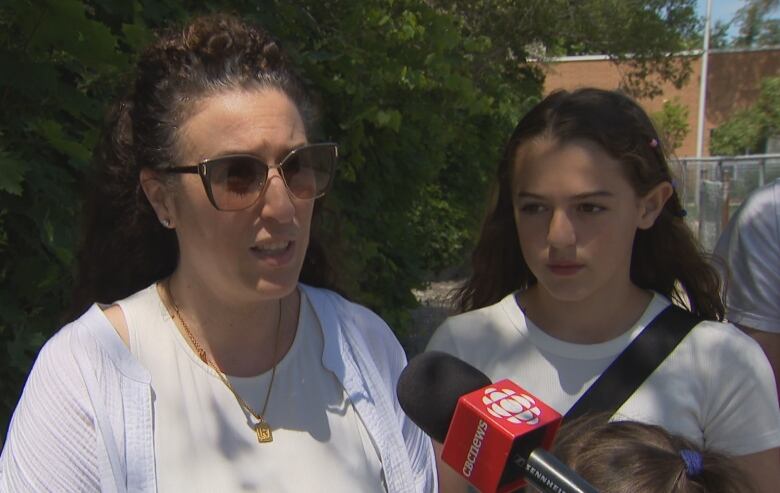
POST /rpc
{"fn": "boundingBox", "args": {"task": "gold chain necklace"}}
[160,280,282,443]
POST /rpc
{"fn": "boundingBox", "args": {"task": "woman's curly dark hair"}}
[67,14,330,321]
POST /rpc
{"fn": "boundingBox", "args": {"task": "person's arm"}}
[399,410,439,493]
[433,441,470,493]
[0,330,100,491]
[714,181,780,399]
[734,448,780,493]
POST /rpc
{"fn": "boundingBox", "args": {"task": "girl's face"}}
[152,88,314,303]
[511,138,667,305]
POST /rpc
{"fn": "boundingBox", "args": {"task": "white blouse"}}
[119,285,385,492]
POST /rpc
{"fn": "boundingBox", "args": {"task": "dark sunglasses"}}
[161,143,338,211]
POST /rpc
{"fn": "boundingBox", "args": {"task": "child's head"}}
[552,416,753,493]
[458,88,723,320]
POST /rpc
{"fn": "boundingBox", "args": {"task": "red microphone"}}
[397,351,597,493]
[443,379,562,492]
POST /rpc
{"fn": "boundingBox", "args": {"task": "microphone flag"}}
[442,379,562,493]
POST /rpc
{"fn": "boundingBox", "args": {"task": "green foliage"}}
[756,75,780,132]
[651,98,690,151]
[710,20,734,49]
[710,109,763,155]
[710,76,780,155]
[0,0,190,436]
[261,0,523,333]
[431,0,701,98]
[0,0,522,433]
[733,0,780,48]
[713,0,780,48]
[0,0,697,435]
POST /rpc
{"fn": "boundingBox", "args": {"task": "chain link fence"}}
[675,154,780,251]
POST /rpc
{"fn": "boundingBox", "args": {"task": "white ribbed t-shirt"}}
[427,291,780,455]
[117,285,385,492]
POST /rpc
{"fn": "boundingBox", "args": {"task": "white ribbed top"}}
[119,285,385,492]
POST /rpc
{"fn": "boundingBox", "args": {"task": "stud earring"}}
[161,218,172,228]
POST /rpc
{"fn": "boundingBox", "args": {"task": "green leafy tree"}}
[430,0,701,98]
[651,98,691,151]
[257,0,531,317]
[733,0,780,47]
[710,76,780,154]
[710,20,733,48]
[757,18,780,45]
[0,0,221,435]
[1,0,133,437]
[0,0,699,434]
[0,0,522,432]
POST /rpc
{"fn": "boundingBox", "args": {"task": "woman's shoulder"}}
[1,318,101,490]
[2,304,151,490]
[300,284,408,385]
[26,316,87,385]
[300,284,402,350]
[51,303,150,383]
[301,284,388,328]
[35,305,115,367]
[5,311,101,442]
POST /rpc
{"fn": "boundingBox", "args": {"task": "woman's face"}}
[164,88,313,302]
[511,138,662,305]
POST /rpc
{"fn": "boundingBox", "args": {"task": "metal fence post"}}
[694,160,701,213]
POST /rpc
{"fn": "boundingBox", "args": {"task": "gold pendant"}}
[255,420,273,443]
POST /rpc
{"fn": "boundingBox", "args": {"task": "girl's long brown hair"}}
[455,88,724,321]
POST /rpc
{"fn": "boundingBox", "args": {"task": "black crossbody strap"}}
[564,304,701,422]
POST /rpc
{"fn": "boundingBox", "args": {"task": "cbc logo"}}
[482,387,541,425]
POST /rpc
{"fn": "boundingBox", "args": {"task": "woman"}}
[0,14,435,492]
[427,88,780,492]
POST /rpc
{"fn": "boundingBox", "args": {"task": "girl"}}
[553,415,754,493]
[427,88,780,492]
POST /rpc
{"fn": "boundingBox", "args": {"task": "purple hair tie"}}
[680,449,703,477]
[650,138,659,148]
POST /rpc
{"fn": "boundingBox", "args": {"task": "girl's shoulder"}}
[437,292,518,331]
[688,317,767,354]
[428,292,519,355]
[671,317,774,383]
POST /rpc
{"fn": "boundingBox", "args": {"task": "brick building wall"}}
[542,47,780,156]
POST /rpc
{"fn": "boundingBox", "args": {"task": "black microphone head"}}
[397,351,491,443]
